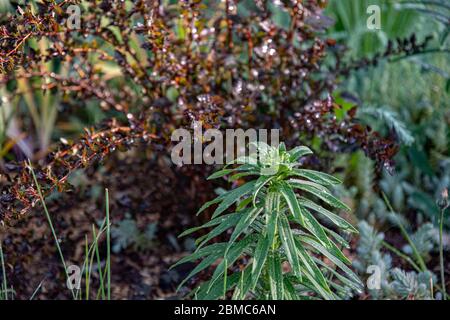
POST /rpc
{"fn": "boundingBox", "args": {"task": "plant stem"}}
[0,241,7,300]
[439,208,447,300]
[85,235,89,300]
[29,279,45,300]
[223,258,228,300]
[92,225,106,300]
[381,192,427,271]
[105,188,111,300]
[381,240,421,272]
[28,160,76,299]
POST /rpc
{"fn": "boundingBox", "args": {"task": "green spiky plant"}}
[173,143,362,300]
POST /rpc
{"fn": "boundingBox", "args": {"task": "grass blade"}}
[28,160,76,299]
[105,188,111,300]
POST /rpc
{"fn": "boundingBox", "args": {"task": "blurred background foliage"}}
[326,0,449,223]
[0,0,448,299]
[326,0,449,299]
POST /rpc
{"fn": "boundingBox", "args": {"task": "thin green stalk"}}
[29,279,45,300]
[85,235,89,300]
[239,269,244,299]
[92,226,106,300]
[382,192,427,271]
[0,241,7,300]
[381,240,421,272]
[75,221,106,300]
[439,208,447,300]
[96,265,109,300]
[105,188,111,300]
[28,160,76,299]
[87,234,97,301]
[223,258,228,300]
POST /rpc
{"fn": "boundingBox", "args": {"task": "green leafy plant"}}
[173,143,362,300]
[389,268,434,300]
[354,220,438,300]
[112,217,158,253]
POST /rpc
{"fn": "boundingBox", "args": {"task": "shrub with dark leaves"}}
[0,0,401,223]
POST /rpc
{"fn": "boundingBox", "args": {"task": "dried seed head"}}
[437,188,449,211]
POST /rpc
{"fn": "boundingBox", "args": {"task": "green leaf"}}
[232,163,260,172]
[229,171,259,181]
[298,236,361,287]
[300,234,351,265]
[313,257,363,293]
[228,207,262,248]
[232,266,253,300]
[290,181,351,211]
[265,193,279,246]
[171,242,227,270]
[207,235,255,292]
[323,227,350,249]
[288,146,313,162]
[297,205,332,248]
[207,169,234,180]
[298,197,357,233]
[211,180,257,218]
[278,214,302,278]
[177,249,223,290]
[291,169,342,186]
[236,196,253,211]
[196,197,223,216]
[196,212,244,248]
[294,240,332,298]
[252,175,274,206]
[268,253,284,299]
[279,182,305,225]
[196,272,241,300]
[289,178,329,192]
[284,273,329,300]
[299,267,334,300]
[251,234,270,290]
[408,146,434,177]
[179,212,241,238]
[283,277,299,300]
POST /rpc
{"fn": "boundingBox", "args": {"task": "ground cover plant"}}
[0,0,448,300]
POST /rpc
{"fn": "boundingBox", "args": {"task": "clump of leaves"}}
[173,143,362,300]
[353,220,437,300]
[353,221,392,298]
[111,217,158,253]
[389,268,434,300]
[402,223,436,259]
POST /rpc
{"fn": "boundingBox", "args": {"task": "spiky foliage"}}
[173,143,362,300]
[402,223,436,259]
[360,107,415,146]
[111,218,158,253]
[389,268,434,300]
[354,220,438,300]
[353,221,392,298]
